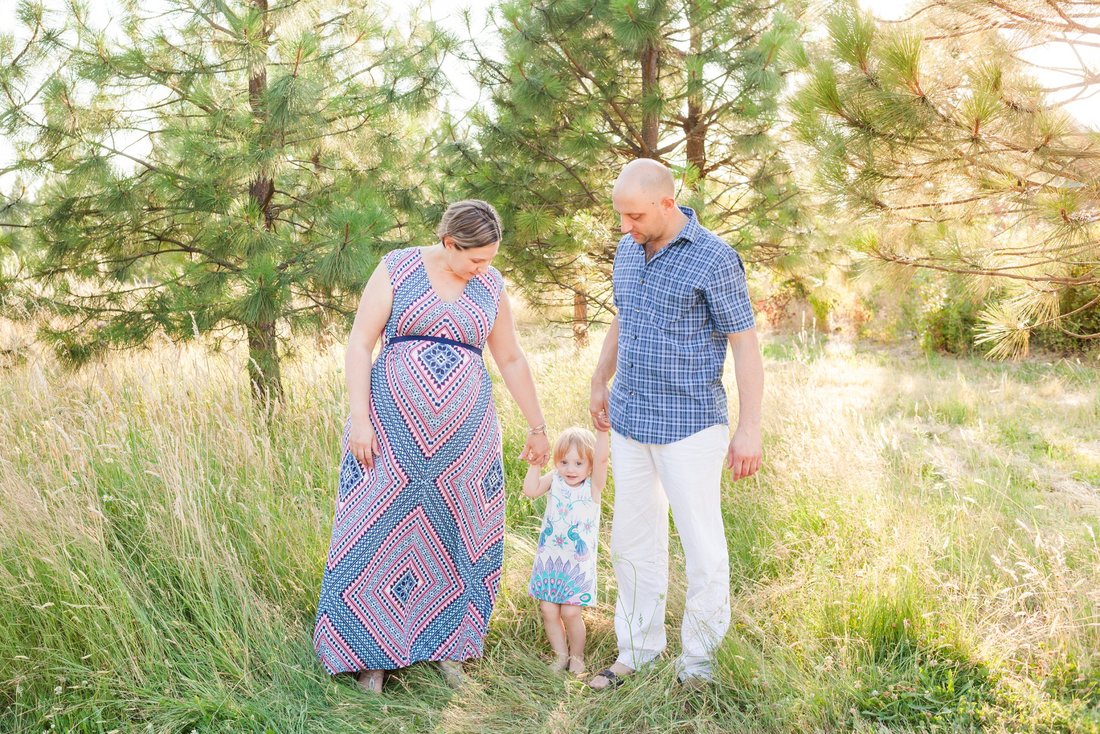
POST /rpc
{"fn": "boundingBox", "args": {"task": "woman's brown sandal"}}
[439,660,467,690]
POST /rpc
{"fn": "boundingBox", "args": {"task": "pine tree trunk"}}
[640,41,660,157]
[246,0,283,404]
[247,320,282,405]
[573,285,588,349]
[685,2,706,176]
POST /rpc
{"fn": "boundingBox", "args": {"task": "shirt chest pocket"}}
[645,276,703,334]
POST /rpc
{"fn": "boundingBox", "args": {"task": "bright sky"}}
[861,0,1100,126]
[0,0,494,192]
[1,0,1097,193]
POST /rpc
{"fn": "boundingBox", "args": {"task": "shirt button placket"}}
[628,256,646,437]
[633,264,644,403]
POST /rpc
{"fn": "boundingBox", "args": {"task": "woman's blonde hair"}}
[436,199,503,250]
[553,426,596,467]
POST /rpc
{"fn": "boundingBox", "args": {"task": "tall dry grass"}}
[0,323,1098,732]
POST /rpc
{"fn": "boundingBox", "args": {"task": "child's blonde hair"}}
[553,426,597,468]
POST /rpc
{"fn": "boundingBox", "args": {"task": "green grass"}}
[1,329,1099,733]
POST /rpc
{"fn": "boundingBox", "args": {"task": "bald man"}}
[588,159,764,689]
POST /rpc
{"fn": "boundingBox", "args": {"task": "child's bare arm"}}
[522,463,554,498]
[591,429,610,497]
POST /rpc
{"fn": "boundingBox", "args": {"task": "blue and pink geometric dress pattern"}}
[314,247,506,673]
[529,474,600,606]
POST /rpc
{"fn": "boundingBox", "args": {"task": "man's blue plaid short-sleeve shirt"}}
[609,206,755,444]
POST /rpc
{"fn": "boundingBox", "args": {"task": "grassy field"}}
[1,325,1099,733]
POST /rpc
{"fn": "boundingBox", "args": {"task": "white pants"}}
[610,425,730,680]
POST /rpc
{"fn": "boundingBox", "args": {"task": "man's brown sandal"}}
[588,668,626,690]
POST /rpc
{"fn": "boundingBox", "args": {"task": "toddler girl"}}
[524,426,609,674]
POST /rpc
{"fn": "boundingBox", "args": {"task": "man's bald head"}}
[613,158,676,199]
[611,158,686,249]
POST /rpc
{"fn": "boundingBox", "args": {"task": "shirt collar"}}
[669,206,702,246]
[632,205,701,252]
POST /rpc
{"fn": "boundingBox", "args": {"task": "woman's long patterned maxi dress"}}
[313,247,506,673]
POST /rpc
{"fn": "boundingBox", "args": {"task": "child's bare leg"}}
[540,601,569,670]
[560,604,586,674]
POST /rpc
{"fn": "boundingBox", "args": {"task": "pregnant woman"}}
[313,200,549,693]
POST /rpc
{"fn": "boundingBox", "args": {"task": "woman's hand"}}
[348,417,381,470]
[519,431,550,467]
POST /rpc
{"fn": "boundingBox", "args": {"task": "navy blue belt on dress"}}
[386,334,483,356]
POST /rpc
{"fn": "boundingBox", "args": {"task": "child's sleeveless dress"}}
[528,473,600,606]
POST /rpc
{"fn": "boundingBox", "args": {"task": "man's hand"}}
[589,381,611,431]
[726,425,761,481]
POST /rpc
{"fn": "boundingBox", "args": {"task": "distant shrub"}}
[916,277,985,355]
[754,279,825,333]
[1031,285,1100,355]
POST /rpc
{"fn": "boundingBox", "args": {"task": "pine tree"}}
[0,0,449,400]
[447,0,803,344]
[793,0,1100,357]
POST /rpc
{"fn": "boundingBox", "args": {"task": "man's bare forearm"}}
[729,329,763,430]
